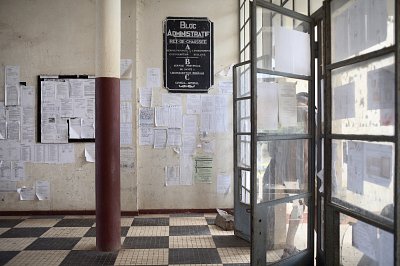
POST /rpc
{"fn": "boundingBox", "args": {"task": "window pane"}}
[236,64,251,98]
[265,197,309,263]
[331,54,395,136]
[340,214,394,265]
[257,74,309,134]
[237,135,251,168]
[332,140,394,221]
[256,7,311,76]
[331,0,395,63]
[240,170,251,204]
[257,139,309,203]
[237,99,251,133]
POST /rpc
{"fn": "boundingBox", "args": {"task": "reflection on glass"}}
[332,140,394,221]
[331,0,395,63]
[257,74,309,134]
[256,7,311,76]
[257,139,309,203]
[331,54,395,136]
[240,170,251,204]
[339,214,393,266]
[237,99,251,133]
[265,198,309,263]
[237,135,250,168]
[236,64,251,98]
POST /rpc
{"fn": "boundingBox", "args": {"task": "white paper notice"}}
[21,86,35,107]
[85,143,95,163]
[120,59,133,79]
[120,80,132,101]
[12,161,25,181]
[56,81,70,100]
[147,68,161,88]
[183,115,198,135]
[0,161,11,181]
[168,106,182,128]
[18,187,35,201]
[180,155,193,186]
[219,81,233,94]
[36,180,50,200]
[139,108,154,126]
[20,144,33,162]
[182,135,197,155]
[120,102,132,123]
[167,128,181,146]
[120,123,132,145]
[367,68,394,110]
[201,95,216,132]
[81,118,95,139]
[69,79,85,98]
[69,118,81,139]
[155,106,169,127]
[364,142,393,187]
[278,83,297,127]
[352,221,377,261]
[165,165,180,186]
[154,129,167,149]
[139,126,154,146]
[274,27,310,76]
[6,106,21,121]
[186,94,201,114]
[0,120,5,139]
[162,94,182,107]
[34,144,46,163]
[45,144,59,163]
[217,174,231,194]
[257,82,279,130]
[347,141,364,194]
[5,66,20,106]
[333,83,356,120]
[7,121,20,141]
[140,88,152,107]
[58,144,75,164]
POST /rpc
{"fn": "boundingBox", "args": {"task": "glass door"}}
[324,0,398,265]
[250,1,315,265]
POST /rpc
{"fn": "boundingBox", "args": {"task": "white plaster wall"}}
[0,0,137,212]
[136,0,238,210]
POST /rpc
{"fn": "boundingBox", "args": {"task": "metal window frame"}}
[323,0,399,265]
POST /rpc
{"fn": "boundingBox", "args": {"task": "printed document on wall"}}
[352,220,377,261]
[183,115,197,135]
[120,123,132,145]
[5,65,20,106]
[364,142,393,187]
[139,108,154,126]
[347,141,364,195]
[162,94,182,107]
[186,94,201,114]
[147,68,161,88]
[120,59,133,79]
[120,102,132,123]
[139,126,154,146]
[194,155,213,183]
[333,82,355,120]
[180,155,193,186]
[155,106,169,127]
[154,129,167,149]
[36,180,50,200]
[140,87,152,107]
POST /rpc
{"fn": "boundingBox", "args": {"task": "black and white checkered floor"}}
[0,213,250,265]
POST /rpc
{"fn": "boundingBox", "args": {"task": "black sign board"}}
[163,17,214,93]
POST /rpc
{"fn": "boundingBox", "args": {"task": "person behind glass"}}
[262,92,309,259]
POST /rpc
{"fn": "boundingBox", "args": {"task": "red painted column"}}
[95,0,121,252]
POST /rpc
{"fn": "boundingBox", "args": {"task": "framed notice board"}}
[38,75,95,143]
[163,17,214,93]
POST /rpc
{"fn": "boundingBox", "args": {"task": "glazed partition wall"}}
[324,0,399,265]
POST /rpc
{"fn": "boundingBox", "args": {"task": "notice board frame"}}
[37,75,95,143]
[163,16,214,93]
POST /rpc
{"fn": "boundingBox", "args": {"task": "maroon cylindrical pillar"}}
[95,0,121,252]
